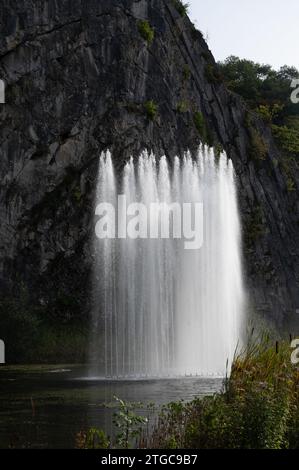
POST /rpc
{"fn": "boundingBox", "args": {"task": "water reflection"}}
[0,366,222,448]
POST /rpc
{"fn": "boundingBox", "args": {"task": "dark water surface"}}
[0,365,222,448]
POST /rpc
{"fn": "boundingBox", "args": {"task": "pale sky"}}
[188,0,299,70]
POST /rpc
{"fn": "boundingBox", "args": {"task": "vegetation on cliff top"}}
[219,56,299,183]
[172,1,190,17]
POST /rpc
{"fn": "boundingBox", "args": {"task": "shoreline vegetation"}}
[78,336,299,450]
[145,337,299,449]
[0,298,88,364]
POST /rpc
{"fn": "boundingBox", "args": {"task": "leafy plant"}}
[193,111,209,141]
[112,396,149,449]
[72,185,82,204]
[250,129,268,160]
[219,56,299,115]
[76,428,110,449]
[144,100,158,120]
[177,100,189,113]
[256,104,284,124]
[172,0,189,17]
[138,20,154,44]
[78,397,155,449]
[272,124,299,156]
[214,143,224,159]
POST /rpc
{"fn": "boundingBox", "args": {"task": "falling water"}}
[90,147,245,378]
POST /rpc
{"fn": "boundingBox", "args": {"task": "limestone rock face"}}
[0,0,298,328]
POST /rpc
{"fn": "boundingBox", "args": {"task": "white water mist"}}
[90,147,245,377]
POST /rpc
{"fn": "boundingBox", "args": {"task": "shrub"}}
[138,20,154,44]
[177,101,189,113]
[145,338,299,449]
[78,397,154,449]
[193,111,205,134]
[214,143,224,159]
[256,105,273,124]
[245,113,269,161]
[193,111,209,141]
[144,100,158,120]
[272,124,299,156]
[256,104,284,124]
[194,111,214,146]
[76,428,110,449]
[182,64,191,81]
[0,296,88,363]
[172,0,189,17]
[205,63,223,84]
[250,130,268,160]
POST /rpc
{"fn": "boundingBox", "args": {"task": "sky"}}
[188,0,299,70]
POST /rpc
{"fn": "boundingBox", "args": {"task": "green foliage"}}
[176,100,189,113]
[112,396,149,449]
[72,185,82,204]
[250,129,268,160]
[182,64,191,81]
[219,56,299,116]
[245,112,269,161]
[0,297,41,363]
[0,294,88,363]
[76,428,110,449]
[205,63,223,85]
[214,143,224,159]
[194,111,214,146]
[272,124,299,156]
[256,104,284,124]
[79,397,154,449]
[172,0,189,17]
[87,429,110,449]
[138,20,154,44]
[270,118,299,192]
[146,338,299,449]
[219,56,299,170]
[193,111,205,136]
[37,325,88,363]
[144,100,158,120]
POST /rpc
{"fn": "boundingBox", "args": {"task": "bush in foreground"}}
[145,337,299,449]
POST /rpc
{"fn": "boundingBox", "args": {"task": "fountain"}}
[90,146,245,378]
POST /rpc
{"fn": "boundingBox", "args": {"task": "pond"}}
[0,365,223,448]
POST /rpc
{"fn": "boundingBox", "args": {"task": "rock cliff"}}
[0,0,298,330]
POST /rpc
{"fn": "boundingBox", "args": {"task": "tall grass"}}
[144,336,299,449]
